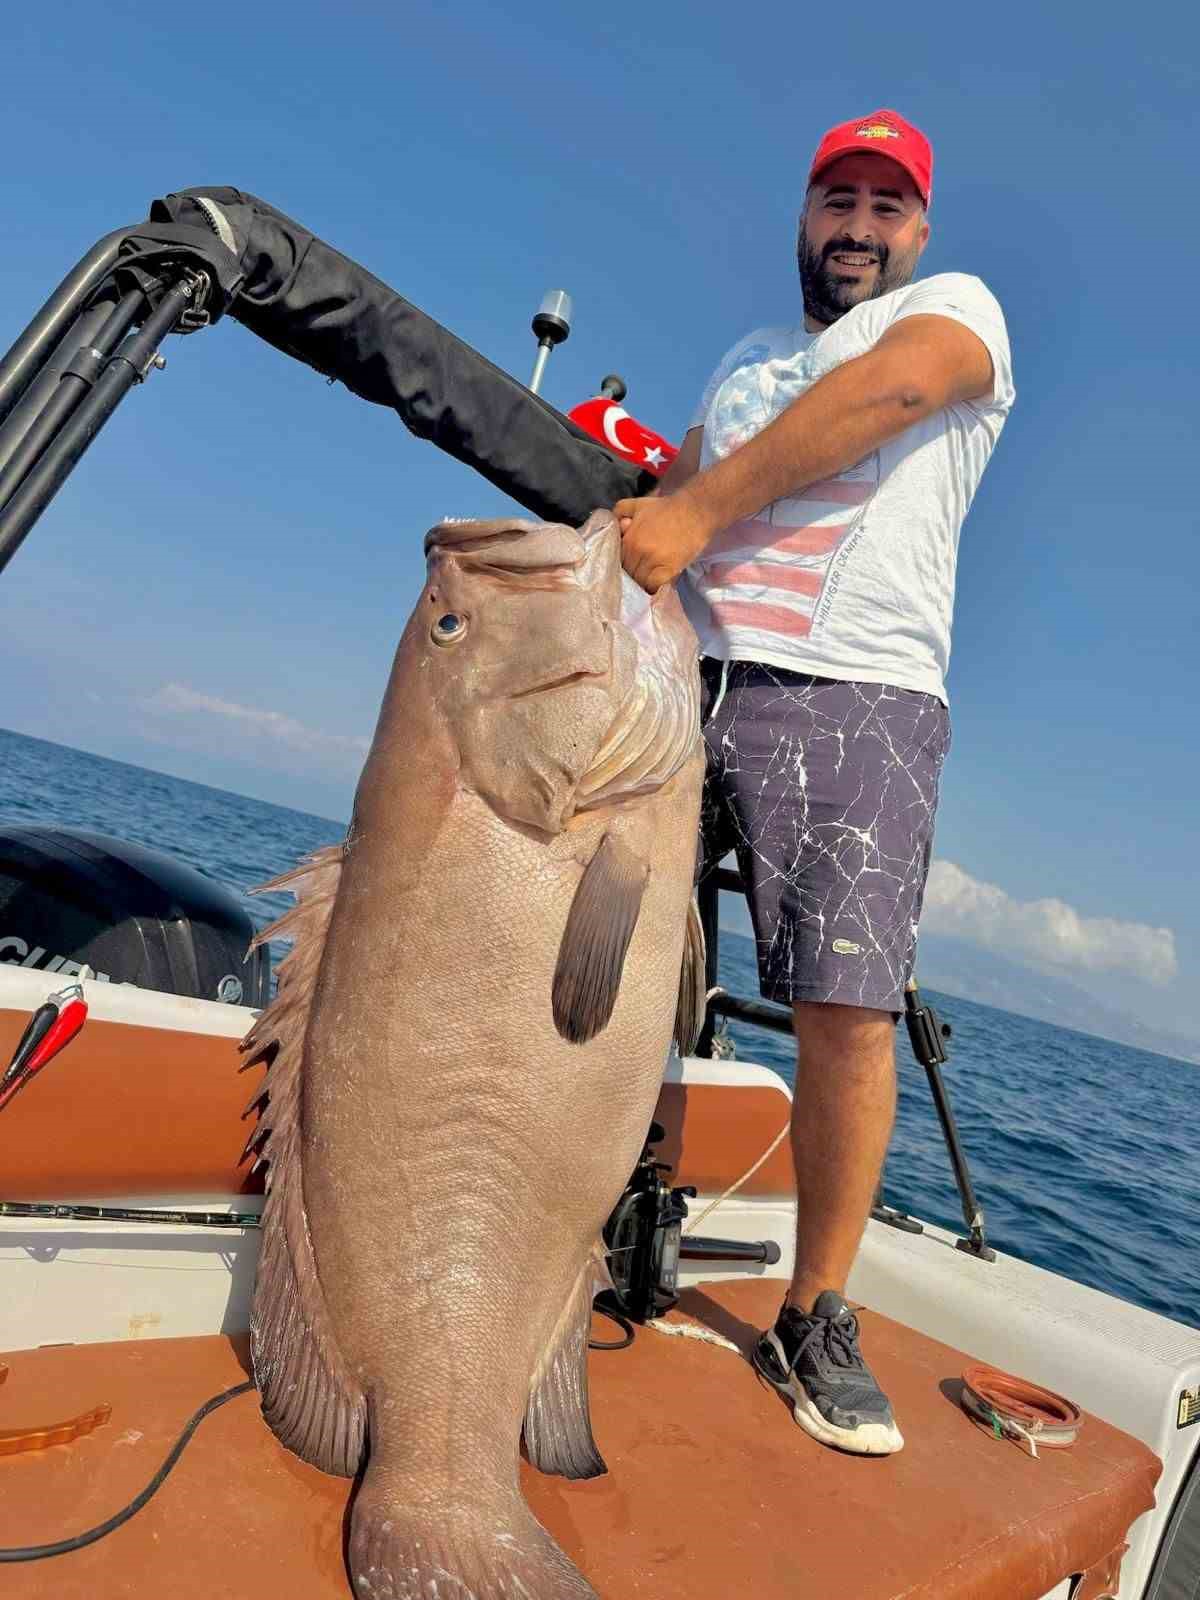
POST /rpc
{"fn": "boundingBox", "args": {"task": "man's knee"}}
[791,1000,895,1074]
[793,999,894,1042]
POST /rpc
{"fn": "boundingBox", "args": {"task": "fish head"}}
[407,510,699,834]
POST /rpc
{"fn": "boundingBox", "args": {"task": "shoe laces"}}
[792,1309,863,1371]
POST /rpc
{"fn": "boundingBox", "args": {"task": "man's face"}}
[797,153,930,326]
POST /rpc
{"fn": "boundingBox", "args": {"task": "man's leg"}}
[749,999,904,1455]
[752,998,902,1465]
[786,1000,895,1314]
[713,664,947,1454]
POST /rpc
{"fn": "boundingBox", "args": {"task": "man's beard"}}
[797,230,920,326]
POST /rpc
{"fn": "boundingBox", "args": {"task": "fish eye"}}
[431,611,468,645]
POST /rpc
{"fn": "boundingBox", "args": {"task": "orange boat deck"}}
[0,1280,1159,1600]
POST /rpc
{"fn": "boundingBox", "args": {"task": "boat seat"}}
[0,1009,797,1204]
[0,1279,1159,1599]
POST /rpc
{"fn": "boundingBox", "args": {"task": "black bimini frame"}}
[0,226,233,573]
[0,187,655,576]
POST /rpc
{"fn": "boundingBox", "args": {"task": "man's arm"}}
[616,314,994,591]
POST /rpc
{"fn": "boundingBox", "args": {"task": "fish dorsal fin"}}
[240,845,367,1476]
[552,833,648,1044]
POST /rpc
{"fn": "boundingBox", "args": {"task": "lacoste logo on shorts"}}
[832,939,862,956]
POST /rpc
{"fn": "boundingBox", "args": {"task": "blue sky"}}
[1,1,1197,1039]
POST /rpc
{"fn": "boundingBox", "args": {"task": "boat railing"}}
[695,865,996,1261]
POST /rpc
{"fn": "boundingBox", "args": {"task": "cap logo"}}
[854,122,900,140]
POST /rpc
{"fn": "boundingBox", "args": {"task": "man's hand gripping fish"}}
[240,509,705,1600]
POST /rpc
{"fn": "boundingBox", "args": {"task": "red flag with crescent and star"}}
[567,397,678,477]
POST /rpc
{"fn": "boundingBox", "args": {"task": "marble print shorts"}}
[697,658,951,1014]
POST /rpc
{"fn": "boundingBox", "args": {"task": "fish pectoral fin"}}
[523,1244,609,1480]
[674,894,708,1056]
[552,833,649,1044]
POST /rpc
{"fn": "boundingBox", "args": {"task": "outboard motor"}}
[0,825,268,1007]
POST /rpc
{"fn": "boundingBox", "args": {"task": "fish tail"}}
[349,1474,599,1600]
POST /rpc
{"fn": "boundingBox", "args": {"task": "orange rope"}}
[961,1363,1083,1456]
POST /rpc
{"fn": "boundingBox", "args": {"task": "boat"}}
[1,199,1197,1600]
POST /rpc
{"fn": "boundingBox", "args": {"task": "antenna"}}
[528,289,572,394]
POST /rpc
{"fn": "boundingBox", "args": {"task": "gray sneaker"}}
[752,1291,904,1455]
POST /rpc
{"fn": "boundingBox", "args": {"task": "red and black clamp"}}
[0,977,89,1114]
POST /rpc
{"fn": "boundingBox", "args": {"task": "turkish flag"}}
[567,398,678,477]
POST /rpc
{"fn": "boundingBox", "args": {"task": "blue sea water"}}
[1,725,1196,1330]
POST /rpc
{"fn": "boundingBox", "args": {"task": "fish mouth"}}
[424,518,597,584]
[424,517,546,556]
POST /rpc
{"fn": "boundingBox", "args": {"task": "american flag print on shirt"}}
[692,345,879,644]
[698,463,878,641]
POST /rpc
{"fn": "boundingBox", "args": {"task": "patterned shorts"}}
[698,659,951,1014]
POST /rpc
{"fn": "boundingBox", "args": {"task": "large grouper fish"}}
[240,508,706,1600]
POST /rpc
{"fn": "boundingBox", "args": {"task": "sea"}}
[1,725,1196,1331]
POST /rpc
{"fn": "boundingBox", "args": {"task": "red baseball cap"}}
[808,109,933,207]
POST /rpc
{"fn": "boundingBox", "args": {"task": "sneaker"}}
[752,1290,904,1455]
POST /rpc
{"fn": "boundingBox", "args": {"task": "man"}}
[616,109,1014,1456]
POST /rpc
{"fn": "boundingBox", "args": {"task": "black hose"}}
[588,1294,636,1351]
[1,1308,639,1565]
[0,1381,254,1562]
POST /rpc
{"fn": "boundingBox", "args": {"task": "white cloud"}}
[922,860,1177,987]
[143,683,370,772]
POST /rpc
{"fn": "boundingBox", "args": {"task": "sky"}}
[0,1,1197,1039]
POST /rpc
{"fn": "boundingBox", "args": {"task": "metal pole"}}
[0,275,196,576]
[0,294,120,479]
[679,1235,782,1264]
[903,979,995,1260]
[707,991,791,1036]
[0,231,129,425]
[527,290,571,396]
[528,340,552,395]
[0,288,146,507]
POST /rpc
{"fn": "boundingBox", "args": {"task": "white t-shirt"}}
[679,272,1014,703]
